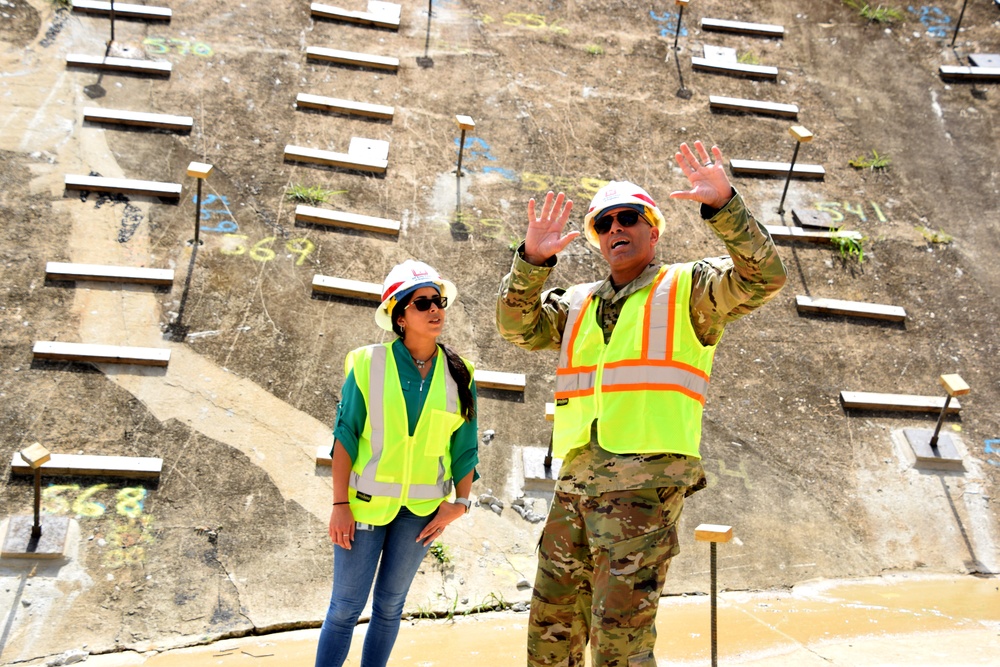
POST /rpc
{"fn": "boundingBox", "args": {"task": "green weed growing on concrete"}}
[412,602,436,620]
[917,226,953,244]
[842,0,905,24]
[737,51,760,65]
[284,184,344,206]
[446,592,460,622]
[475,591,509,612]
[830,231,866,265]
[849,149,891,171]
[428,541,451,565]
[585,44,604,56]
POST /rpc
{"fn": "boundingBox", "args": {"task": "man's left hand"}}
[670,141,734,210]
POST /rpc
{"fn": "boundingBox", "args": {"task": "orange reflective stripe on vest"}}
[599,361,709,401]
[553,263,717,457]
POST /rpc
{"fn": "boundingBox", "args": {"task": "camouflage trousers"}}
[527,487,685,667]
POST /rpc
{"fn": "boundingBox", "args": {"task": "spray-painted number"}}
[220,235,315,265]
[521,173,609,200]
[144,37,213,57]
[479,13,569,35]
[42,484,147,519]
[104,516,155,569]
[196,194,239,233]
[815,201,888,224]
[448,212,516,244]
[909,6,951,38]
[650,10,688,38]
[454,137,517,179]
[703,458,752,491]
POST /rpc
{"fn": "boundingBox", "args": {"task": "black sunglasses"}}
[405,295,448,311]
[593,209,643,235]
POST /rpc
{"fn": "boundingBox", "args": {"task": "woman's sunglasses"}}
[593,209,643,235]
[405,295,448,311]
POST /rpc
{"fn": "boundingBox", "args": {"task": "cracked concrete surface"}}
[0,6,543,662]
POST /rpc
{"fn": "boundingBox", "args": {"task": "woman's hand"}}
[329,504,355,550]
[416,502,466,547]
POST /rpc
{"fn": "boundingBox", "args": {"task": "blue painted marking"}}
[456,136,515,176]
[193,194,239,233]
[650,10,688,38]
[909,6,951,38]
[482,165,518,180]
[456,136,498,161]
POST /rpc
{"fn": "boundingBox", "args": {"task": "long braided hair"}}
[391,293,476,422]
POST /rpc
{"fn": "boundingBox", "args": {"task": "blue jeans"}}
[314,507,433,667]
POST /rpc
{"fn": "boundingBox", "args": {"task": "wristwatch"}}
[455,497,472,514]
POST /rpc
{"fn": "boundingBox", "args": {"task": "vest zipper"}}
[403,368,431,504]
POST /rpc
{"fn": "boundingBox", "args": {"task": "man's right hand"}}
[524,191,578,266]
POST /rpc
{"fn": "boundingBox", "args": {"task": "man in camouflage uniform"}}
[496,141,786,667]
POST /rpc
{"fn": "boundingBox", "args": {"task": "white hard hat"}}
[582,181,666,248]
[375,260,457,331]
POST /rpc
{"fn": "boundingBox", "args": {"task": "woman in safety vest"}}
[315,260,478,667]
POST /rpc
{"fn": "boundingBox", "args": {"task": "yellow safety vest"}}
[346,343,469,524]
[553,263,717,458]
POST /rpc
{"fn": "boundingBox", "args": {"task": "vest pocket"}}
[597,524,679,628]
[424,409,462,457]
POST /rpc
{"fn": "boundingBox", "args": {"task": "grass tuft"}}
[917,226,953,244]
[849,149,891,171]
[830,232,866,265]
[284,184,344,206]
[842,0,905,24]
[428,541,451,565]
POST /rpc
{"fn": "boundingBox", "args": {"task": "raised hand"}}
[524,191,578,266]
[670,141,734,210]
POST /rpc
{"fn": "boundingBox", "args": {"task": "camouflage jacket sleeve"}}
[495,244,570,351]
[691,191,788,346]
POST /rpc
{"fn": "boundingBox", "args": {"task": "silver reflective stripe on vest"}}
[558,282,601,369]
[408,469,453,499]
[646,267,676,361]
[601,364,709,397]
[444,360,458,414]
[351,345,404,497]
[351,344,456,500]
[555,369,597,395]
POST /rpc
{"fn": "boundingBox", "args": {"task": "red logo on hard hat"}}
[382,282,405,301]
[633,192,657,207]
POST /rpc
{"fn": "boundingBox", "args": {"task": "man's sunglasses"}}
[405,295,448,311]
[593,209,644,235]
